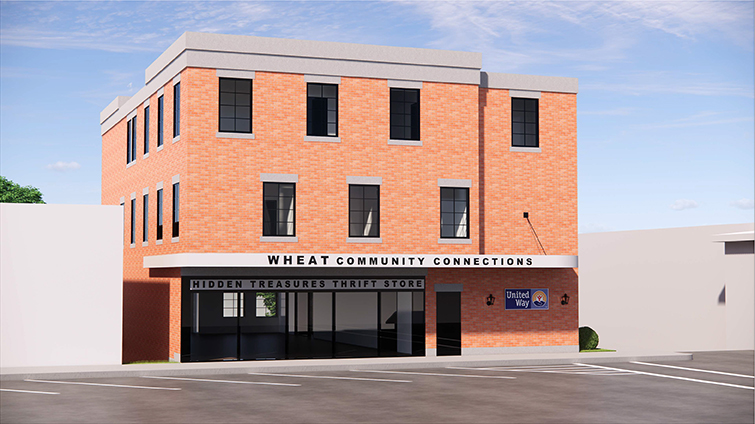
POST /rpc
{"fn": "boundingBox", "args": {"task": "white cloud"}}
[730,198,754,210]
[670,199,699,211]
[46,161,81,172]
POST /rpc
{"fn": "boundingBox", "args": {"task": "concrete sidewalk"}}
[0,350,691,381]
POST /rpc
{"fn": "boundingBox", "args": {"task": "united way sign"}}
[505,289,549,310]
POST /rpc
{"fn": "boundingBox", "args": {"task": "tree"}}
[0,176,45,204]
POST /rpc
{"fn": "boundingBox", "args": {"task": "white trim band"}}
[217,69,256,79]
[260,173,298,183]
[438,178,472,188]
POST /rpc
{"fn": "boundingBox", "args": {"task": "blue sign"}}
[505,289,549,310]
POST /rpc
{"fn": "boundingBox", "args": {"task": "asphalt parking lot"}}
[2,351,752,423]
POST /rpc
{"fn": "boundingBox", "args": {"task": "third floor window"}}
[219,78,252,133]
[390,88,420,141]
[307,83,338,137]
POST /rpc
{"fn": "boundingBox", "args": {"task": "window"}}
[157,95,164,147]
[172,182,179,238]
[143,106,150,154]
[512,98,538,148]
[307,83,337,137]
[126,115,136,164]
[173,83,180,138]
[256,293,277,317]
[219,78,252,133]
[390,88,420,140]
[156,189,163,241]
[142,193,148,243]
[263,182,295,236]
[440,188,469,238]
[223,292,244,318]
[349,185,379,237]
[130,198,136,244]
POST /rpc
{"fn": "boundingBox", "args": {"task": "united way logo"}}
[531,290,548,309]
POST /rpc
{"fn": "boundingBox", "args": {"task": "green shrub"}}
[579,326,599,351]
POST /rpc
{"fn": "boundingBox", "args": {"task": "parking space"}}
[1,351,752,423]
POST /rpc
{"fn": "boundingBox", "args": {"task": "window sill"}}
[172,135,180,144]
[388,139,422,146]
[304,135,341,143]
[130,243,136,248]
[142,241,148,247]
[347,237,383,244]
[260,236,299,243]
[126,161,136,168]
[438,238,472,245]
[143,152,149,159]
[156,239,163,245]
[156,145,164,152]
[171,237,179,243]
[510,146,541,153]
[217,132,255,139]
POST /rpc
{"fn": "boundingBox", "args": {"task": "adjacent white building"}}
[0,204,123,368]
[579,223,754,352]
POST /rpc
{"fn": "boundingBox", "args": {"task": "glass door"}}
[190,291,239,361]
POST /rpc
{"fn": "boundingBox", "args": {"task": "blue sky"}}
[1,1,753,233]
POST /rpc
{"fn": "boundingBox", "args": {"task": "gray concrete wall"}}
[579,223,754,352]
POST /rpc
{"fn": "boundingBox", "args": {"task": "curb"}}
[0,352,692,381]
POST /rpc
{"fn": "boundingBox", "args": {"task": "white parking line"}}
[142,376,301,387]
[352,370,516,379]
[25,379,181,391]
[446,366,634,376]
[630,361,755,379]
[0,388,60,395]
[575,363,755,390]
[247,372,411,383]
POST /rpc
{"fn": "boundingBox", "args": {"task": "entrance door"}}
[436,292,461,356]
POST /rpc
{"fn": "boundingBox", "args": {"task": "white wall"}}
[579,223,754,352]
[1,204,123,368]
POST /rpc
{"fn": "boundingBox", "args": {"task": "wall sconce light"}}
[561,293,570,305]
[486,294,495,306]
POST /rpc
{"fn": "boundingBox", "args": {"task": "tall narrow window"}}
[440,188,469,238]
[126,116,137,164]
[130,198,136,245]
[157,95,164,147]
[390,88,420,140]
[263,182,295,236]
[219,78,252,133]
[173,83,180,138]
[143,106,150,154]
[131,116,137,163]
[156,189,163,241]
[120,200,125,246]
[172,182,180,238]
[307,83,337,137]
[512,98,539,148]
[126,117,132,164]
[142,193,149,243]
[349,185,380,237]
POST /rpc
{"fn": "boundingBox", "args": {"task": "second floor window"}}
[307,83,337,137]
[130,198,136,244]
[156,188,163,241]
[142,193,148,242]
[349,185,379,237]
[157,95,164,147]
[263,182,295,237]
[172,182,180,238]
[219,78,252,133]
[440,187,469,239]
[512,97,538,148]
[390,88,420,140]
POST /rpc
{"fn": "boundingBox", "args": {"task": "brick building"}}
[100,32,578,363]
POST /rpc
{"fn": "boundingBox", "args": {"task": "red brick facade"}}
[102,39,577,362]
